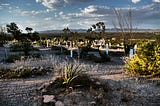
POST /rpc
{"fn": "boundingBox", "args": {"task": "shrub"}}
[10,44,39,56]
[0,67,10,76]
[10,44,23,52]
[62,64,85,88]
[0,66,51,79]
[126,41,160,76]
[52,46,70,55]
[5,55,21,63]
[99,51,111,62]
[31,53,41,58]
[19,68,31,78]
[80,46,90,58]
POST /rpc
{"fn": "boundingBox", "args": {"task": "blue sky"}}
[0,0,160,31]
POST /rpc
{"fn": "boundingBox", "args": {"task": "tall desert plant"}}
[62,64,84,88]
[113,8,134,55]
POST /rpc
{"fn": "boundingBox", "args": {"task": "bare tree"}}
[113,8,134,55]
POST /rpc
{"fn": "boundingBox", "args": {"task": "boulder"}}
[55,101,64,106]
[43,95,55,103]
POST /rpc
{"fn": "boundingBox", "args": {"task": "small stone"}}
[43,95,55,103]
[88,101,96,105]
[37,83,49,91]
[96,81,101,85]
[55,101,64,106]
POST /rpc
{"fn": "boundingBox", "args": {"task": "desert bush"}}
[52,46,70,55]
[99,51,111,62]
[126,41,160,76]
[10,44,39,53]
[19,67,31,78]
[62,64,85,88]
[0,67,10,76]
[155,34,160,45]
[10,44,23,51]
[5,55,21,63]
[31,53,41,58]
[0,66,52,79]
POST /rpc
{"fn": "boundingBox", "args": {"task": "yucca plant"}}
[62,64,84,88]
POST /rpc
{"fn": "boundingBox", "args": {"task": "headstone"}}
[5,48,8,58]
[46,39,49,48]
[134,44,137,52]
[109,42,111,47]
[129,48,134,58]
[70,49,73,58]
[106,44,109,55]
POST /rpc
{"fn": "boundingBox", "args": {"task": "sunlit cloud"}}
[44,17,53,21]
[35,0,95,9]
[15,9,52,16]
[64,0,94,3]
[131,0,141,4]
[153,0,160,3]
[1,3,10,6]
[35,0,64,9]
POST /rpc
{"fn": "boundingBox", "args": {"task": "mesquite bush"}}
[126,41,160,76]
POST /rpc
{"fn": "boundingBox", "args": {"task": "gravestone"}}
[106,44,109,55]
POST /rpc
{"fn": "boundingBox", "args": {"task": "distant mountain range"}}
[38,28,160,34]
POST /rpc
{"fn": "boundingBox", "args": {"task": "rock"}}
[95,81,101,85]
[43,95,55,103]
[37,82,49,91]
[55,101,64,106]
[88,101,96,105]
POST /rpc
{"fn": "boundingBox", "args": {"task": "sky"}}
[0,0,160,32]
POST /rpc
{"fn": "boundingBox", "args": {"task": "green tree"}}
[25,27,40,42]
[6,22,21,41]
[25,27,33,33]
[92,22,105,39]
[31,31,40,41]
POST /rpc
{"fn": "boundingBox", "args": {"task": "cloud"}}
[81,5,111,15]
[35,0,94,9]
[44,17,54,21]
[64,0,94,3]
[153,0,160,2]
[131,0,141,4]
[16,9,51,16]
[35,0,65,9]
[57,3,160,29]
[36,0,42,2]
[1,3,10,6]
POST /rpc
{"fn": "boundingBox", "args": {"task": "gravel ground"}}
[0,48,160,106]
[0,74,54,106]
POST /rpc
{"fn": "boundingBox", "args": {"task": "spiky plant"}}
[62,64,84,88]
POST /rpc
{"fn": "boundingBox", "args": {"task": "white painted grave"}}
[70,49,73,58]
[106,44,109,55]
[129,48,134,58]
